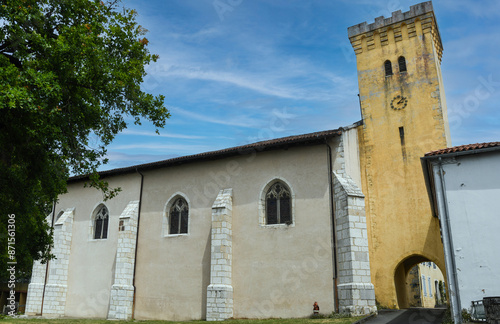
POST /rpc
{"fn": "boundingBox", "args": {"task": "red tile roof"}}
[425,142,500,157]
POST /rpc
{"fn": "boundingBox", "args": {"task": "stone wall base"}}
[337,282,377,316]
[42,284,68,316]
[207,284,233,321]
[108,284,135,320]
[25,283,45,315]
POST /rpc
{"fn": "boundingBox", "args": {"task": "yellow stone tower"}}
[348,2,451,308]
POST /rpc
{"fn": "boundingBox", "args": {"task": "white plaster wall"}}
[134,142,339,320]
[133,163,212,321]
[232,145,335,319]
[342,127,362,188]
[39,137,351,320]
[441,151,500,311]
[57,174,142,318]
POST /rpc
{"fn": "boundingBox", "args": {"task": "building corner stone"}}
[207,189,234,321]
[107,200,140,320]
[333,173,377,316]
[41,208,75,317]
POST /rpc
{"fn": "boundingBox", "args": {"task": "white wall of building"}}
[63,174,142,318]
[31,137,356,320]
[433,150,500,311]
[27,132,378,320]
[134,142,337,320]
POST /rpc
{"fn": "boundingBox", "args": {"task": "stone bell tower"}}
[348,1,450,308]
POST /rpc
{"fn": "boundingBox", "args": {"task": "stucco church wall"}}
[56,174,142,318]
[133,142,339,320]
[232,144,335,319]
[133,161,212,321]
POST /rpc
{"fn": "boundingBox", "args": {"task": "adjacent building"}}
[407,262,446,308]
[422,142,500,324]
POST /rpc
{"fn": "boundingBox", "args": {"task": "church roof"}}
[70,127,343,182]
[424,141,500,157]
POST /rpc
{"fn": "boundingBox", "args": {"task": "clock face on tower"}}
[390,95,408,110]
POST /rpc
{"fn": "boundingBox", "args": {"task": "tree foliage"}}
[0,0,168,277]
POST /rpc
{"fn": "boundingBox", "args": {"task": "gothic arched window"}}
[266,182,292,225]
[398,56,407,73]
[93,205,109,239]
[384,60,393,76]
[169,198,189,234]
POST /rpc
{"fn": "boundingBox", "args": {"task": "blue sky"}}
[103,0,500,170]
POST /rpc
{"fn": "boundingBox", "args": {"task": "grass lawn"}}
[0,317,365,324]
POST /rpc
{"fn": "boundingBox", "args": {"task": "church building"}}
[25,1,451,320]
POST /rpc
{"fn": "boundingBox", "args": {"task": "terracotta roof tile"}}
[425,142,500,157]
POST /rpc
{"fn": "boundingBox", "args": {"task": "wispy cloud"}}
[169,106,265,128]
[101,151,179,170]
[105,151,176,163]
[160,26,222,41]
[146,62,354,102]
[111,143,211,153]
[440,0,500,19]
[121,129,205,139]
[166,68,304,99]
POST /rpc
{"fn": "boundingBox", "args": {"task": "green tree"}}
[0,0,169,277]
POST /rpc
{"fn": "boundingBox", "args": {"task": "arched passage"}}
[394,254,446,309]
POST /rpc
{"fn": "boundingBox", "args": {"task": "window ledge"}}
[164,233,189,238]
[89,238,108,242]
[260,223,295,229]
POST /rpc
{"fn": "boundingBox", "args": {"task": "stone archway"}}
[394,254,434,309]
[394,255,447,309]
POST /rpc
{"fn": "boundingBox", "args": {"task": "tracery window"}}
[94,205,109,239]
[398,56,407,72]
[384,60,393,76]
[266,182,292,225]
[169,197,189,234]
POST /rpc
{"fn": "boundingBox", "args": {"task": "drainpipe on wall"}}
[40,201,57,315]
[435,157,462,324]
[131,168,144,320]
[325,139,340,313]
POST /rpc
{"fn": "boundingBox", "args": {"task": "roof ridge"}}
[69,127,344,182]
[425,141,500,156]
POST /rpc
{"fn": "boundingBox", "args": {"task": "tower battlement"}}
[348,1,434,37]
[348,1,443,61]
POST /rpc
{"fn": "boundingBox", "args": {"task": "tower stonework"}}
[349,2,450,308]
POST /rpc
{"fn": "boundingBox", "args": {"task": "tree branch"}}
[1,52,22,69]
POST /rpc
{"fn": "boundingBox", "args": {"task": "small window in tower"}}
[384,60,393,76]
[398,56,407,73]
